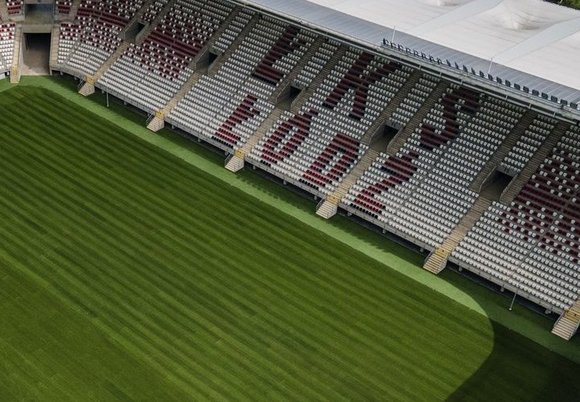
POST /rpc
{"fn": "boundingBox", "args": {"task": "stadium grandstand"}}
[0,0,579,400]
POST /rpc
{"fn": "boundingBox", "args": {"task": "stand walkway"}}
[470,110,537,192]
[268,36,325,104]
[225,107,284,172]
[290,45,348,113]
[147,7,245,131]
[10,25,22,83]
[78,41,130,96]
[360,69,423,145]
[423,196,492,274]
[386,81,449,156]
[552,300,580,340]
[316,147,380,219]
[500,121,570,204]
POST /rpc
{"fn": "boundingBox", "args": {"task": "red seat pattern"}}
[323,52,401,120]
[61,0,141,60]
[500,149,580,263]
[127,2,223,81]
[212,95,261,147]
[419,87,479,150]
[352,87,481,218]
[252,26,305,85]
[56,1,72,15]
[259,110,318,165]
[7,0,23,15]
[299,134,362,189]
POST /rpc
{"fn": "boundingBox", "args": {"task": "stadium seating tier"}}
[50,0,580,316]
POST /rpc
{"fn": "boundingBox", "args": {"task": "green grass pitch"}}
[0,85,579,401]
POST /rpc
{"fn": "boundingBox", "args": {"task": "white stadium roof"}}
[237,0,580,111]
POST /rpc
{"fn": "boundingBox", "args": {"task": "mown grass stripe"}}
[0,86,578,402]
[1,131,484,396]
[0,124,358,400]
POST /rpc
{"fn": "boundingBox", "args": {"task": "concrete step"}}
[225,152,245,172]
[147,111,166,132]
[552,315,580,340]
[423,249,449,274]
[316,200,338,219]
[78,79,96,96]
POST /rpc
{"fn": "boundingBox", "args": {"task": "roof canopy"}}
[237,0,580,111]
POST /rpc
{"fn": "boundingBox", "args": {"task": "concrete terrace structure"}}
[5,0,575,340]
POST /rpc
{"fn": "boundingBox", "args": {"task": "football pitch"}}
[0,84,579,401]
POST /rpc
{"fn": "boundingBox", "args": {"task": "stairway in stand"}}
[208,13,260,76]
[552,300,580,340]
[79,41,130,96]
[423,196,492,274]
[290,44,349,113]
[0,1,8,21]
[268,36,325,104]
[225,107,285,172]
[146,70,204,131]
[386,80,450,156]
[10,25,22,84]
[470,110,537,192]
[360,69,423,145]
[69,0,83,21]
[191,6,242,69]
[316,148,380,219]
[49,25,61,71]
[135,0,177,44]
[500,120,570,204]
[78,0,184,96]
[147,8,244,132]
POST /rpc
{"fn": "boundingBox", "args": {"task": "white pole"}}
[509,292,517,311]
[487,57,494,75]
[391,26,396,43]
[105,77,109,108]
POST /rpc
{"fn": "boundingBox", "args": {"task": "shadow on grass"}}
[446,320,580,402]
